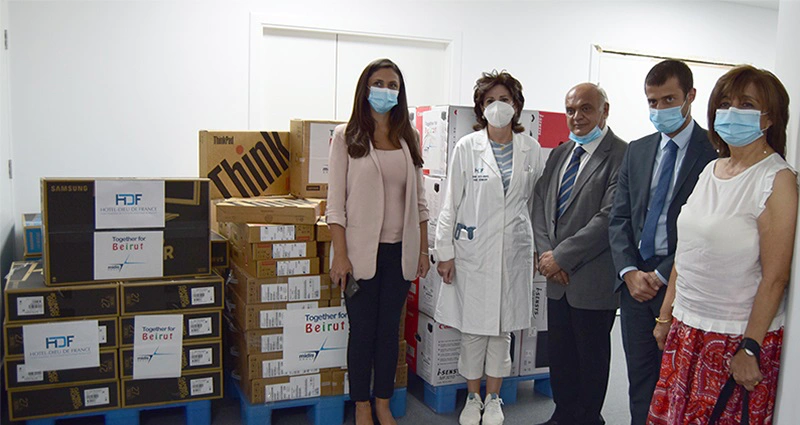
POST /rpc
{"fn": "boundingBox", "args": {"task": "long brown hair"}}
[707,65,789,158]
[345,58,423,167]
[472,70,525,133]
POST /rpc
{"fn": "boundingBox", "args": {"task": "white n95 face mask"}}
[484,101,515,128]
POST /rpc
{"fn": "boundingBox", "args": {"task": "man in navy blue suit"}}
[608,60,717,425]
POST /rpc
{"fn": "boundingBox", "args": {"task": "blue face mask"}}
[569,125,603,145]
[649,100,688,134]
[714,107,767,147]
[368,87,399,114]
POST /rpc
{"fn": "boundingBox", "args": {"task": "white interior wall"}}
[6,0,778,256]
[0,0,12,281]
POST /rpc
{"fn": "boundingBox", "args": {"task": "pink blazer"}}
[326,124,429,281]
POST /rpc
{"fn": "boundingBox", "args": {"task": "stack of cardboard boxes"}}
[3,178,225,421]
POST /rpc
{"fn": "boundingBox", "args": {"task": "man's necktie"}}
[640,140,679,260]
[557,146,586,219]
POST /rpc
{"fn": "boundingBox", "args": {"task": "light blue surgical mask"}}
[368,87,399,114]
[569,125,603,145]
[649,99,688,134]
[714,107,768,147]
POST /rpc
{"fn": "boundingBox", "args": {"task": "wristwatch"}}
[738,337,761,364]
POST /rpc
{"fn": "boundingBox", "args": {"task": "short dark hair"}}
[645,59,693,96]
[707,65,789,158]
[345,58,423,167]
[472,71,525,133]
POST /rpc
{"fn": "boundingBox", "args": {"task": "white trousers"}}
[457,332,512,380]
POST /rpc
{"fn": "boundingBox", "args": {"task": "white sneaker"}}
[459,393,483,425]
[482,393,504,425]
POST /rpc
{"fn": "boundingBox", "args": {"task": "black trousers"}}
[619,255,667,425]
[548,296,616,425]
[344,242,410,401]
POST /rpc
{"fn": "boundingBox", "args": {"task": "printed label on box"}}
[191,287,215,305]
[264,374,321,402]
[17,296,44,316]
[189,348,213,367]
[262,359,319,378]
[98,325,108,344]
[277,259,310,276]
[16,364,44,382]
[288,276,321,301]
[273,242,308,259]
[95,180,165,229]
[190,377,214,396]
[94,231,164,280]
[262,284,289,303]
[261,334,283,353]
[84,387,110,407]
[188,317,212,336]
[260,311,285,329]
[287,302,317,310]
[133,315,182,379]
[23,320,100,372]
[308,123,336,184]
[260,225,295,242]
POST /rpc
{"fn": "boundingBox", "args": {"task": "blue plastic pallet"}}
[24,399,211,425]
[231,379,407,425]
[415,372,551,414]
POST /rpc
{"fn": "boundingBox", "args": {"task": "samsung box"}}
[120,274,224,315]
[8,380,120,421]
[216,197,321,225]
[211,230,229,269]
[199,131,291,200]
[5,317,118,357]
[120,310,222,346]
[23,213,43,257]
[4,261,119,324]
[41,178,211,285]
[121,340,222,378]
[229,263,331,304]
[121,369,223,407]
[288,120,344,199]
[5,349,118,389]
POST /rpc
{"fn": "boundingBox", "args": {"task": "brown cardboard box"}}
[331,369,347,395]
[231,249,320,279]
[121,369,223,407]
[231,350,324,381]
[199,131,290,200]
[120,310,222,346]
[315,217,331,242]
[8,380,120,421]
[5,349,117,389]
[121,340,222,377]
[238,241,318,262]
[120,274,224,314]
[306,198,327,216]
[226,222,315,245]
[395,363,408,388]
[225,320,283,355]
[216,197,321,225]
[229,263,331,304]
[5,317,118,357]
[238,370,332,403]
[289,120,344,199]
[227,290,326,331]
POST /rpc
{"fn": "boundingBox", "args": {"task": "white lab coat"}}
[433,129,547,336]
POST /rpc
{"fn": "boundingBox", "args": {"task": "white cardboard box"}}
[519,327,550,376]
[509,330,523,377]
[416,312,465,386]
[531,276,548,331]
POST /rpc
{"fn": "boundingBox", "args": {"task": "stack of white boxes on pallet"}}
[405,105,568,387]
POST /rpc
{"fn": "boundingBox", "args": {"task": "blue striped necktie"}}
[557,146,586,218]
[640,140,679,260]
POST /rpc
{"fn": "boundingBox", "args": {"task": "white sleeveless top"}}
[673,153,794,335]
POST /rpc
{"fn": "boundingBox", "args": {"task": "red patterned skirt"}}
[647,320,783,425]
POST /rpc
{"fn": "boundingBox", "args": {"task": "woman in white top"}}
[434,71,546,425]
[648,65,797,424]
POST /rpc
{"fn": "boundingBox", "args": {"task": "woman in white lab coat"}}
[434,71,546,425]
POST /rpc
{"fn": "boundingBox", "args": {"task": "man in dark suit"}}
[533,83,627,425]
[608,60,717,425]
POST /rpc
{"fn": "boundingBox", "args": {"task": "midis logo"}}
[208,132,290,198]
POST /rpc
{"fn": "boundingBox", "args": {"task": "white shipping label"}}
[133,315,183,379]
[95,180,165,230]
[16,364,44,382]
[261,334,283,353]
[308,123,337,184]
[23,320,100,372]
[260,225,296,242]
[84,387,110,407]
[277,259,311,277]
[190,377,214,396]
[272,242,308,259]
[260,310,285,329]
[17,296,44,316]
[261,359,318,378]
[94,231,164,280]
[189,348,213,367]
[98,325,108,344]
[287,276,321,301]
[189,317,213,336]
[191,287,215,305]
[287,302,317,310]
[261,284,289,303]
[264,374,321,402]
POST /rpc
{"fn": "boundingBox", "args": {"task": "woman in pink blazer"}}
[327,58,429,425]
